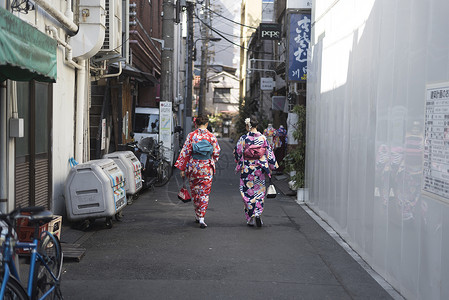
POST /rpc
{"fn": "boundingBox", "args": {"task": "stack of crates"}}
[64,159,127,223]
[103,151,142,195]
[16,214,62,254]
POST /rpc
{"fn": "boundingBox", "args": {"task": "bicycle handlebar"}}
[0,206,48,225]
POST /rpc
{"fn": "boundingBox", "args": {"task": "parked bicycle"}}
[119,137,172,190]
[0,206,63,299]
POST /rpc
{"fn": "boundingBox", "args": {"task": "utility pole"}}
[184,1,194,135]
[198,0,210,116]
[161,0,175,103]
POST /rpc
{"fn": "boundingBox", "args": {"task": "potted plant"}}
[283,104,307,201]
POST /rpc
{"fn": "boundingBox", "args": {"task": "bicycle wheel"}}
[154,160,171,187]
[33,232,63,299]
[0,275,28,300]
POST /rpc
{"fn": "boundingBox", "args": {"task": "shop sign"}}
[260,23,281,40]
[159,101,172,150]
[288,13,311,82]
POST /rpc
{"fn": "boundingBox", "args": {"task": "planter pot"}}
[296,188,308,204]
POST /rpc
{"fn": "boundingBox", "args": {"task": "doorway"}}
[15,81,52,209]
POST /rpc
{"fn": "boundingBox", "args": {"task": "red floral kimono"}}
[175,128,220,218]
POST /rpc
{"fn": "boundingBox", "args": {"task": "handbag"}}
[178,183,191,203]
[266,178,277,198]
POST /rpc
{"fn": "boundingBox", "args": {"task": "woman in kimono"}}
[175,115,220,228]
[234,116,278,227]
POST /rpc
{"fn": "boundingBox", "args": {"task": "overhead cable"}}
[195,2,257,30]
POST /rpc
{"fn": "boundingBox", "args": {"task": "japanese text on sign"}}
[422,83,449,202]
[288,13,311,82]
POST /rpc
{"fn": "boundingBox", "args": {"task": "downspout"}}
[101,62,123,79]
[70,0,106,162]
[75,60,86,162]
[46,26,83,70]
[125,0,130,64]
[33,0,78,35]
[0,81,7,212]
[65,0,73,20]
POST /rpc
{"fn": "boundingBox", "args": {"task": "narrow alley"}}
[60,139,396,300]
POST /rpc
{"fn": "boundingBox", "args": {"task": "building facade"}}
[307,1,449,299]
[0,0,171,216]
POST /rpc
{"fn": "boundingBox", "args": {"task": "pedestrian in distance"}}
[234,116,278,227]
[175,115,221,228]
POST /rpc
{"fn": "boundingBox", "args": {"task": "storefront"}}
[0,6,57,211]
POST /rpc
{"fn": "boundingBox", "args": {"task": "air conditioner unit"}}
[101,0,122,52]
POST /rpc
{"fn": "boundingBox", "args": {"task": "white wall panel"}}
[307,0,449,299]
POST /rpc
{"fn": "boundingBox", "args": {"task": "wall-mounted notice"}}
[423,82,449,202]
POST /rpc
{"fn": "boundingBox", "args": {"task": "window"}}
[134,113,159,134]
[213,88,231,103]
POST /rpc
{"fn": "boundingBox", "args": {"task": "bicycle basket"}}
[138,137,156,153]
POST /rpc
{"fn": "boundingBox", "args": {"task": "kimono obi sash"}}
[192,139,213,160]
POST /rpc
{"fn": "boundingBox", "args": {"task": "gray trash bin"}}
[64,159,127,228]
[103,151,142,195]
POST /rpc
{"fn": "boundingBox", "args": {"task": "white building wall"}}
[52,58,76,215]
[307,1,449,299]
[16,2,81,215]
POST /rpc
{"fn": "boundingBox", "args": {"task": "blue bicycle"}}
[0,206,63,299]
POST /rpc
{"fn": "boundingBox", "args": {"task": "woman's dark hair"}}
[195,115,209,126]
[248,115,259,129]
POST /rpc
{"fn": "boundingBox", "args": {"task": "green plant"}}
[283,104,306,188]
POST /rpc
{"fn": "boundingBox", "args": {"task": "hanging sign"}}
[288,12,311,82]
[260,23,281,40]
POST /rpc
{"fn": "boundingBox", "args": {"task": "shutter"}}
[15,161,30,208]
[34,158,49,207]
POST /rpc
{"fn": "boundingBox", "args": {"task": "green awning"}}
[0,6,57,82]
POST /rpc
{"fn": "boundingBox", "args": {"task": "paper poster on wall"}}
[422,82,449,202]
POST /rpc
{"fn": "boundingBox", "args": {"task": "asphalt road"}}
[60,139,396,299]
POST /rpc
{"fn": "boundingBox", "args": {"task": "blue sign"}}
[288,13,311,82]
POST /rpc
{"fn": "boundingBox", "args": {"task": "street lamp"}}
[193,37,221,59]
[196,37,221,116]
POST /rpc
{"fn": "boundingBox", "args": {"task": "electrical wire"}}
[195,2,257,30]
[194,11,268,54]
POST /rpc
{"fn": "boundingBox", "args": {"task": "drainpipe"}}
[125,0,130,64]
[75,60,86,162]
[46,26,83,70]
[0,81,7,212]
[65,0,73,20]
[33,0,78,35]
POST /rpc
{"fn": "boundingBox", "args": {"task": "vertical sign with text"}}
[159,101,172,150]
[288,12,311,82]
